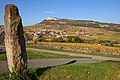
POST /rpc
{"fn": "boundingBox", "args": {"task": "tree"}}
[67,36,84,43]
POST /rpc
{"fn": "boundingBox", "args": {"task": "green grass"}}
[27,46,120,58]
[0,53,6,60]
[38,61,120,80]
[27,50,84,59]
[1,61,120,80]
[0,50,84,61]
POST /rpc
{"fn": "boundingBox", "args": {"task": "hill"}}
[24,17,120,44]
[44,17,120,32]
[25,17,120,32]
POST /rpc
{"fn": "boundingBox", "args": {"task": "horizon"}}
[0,0,120,26]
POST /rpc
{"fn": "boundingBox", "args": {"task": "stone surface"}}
[4,4,27,72]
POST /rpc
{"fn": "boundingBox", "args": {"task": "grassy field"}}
[0,50,85,61]
[27,44,120,58]
[0,61,120,80]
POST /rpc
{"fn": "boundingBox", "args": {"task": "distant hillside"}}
[41,17,120,32]
[24,17,120,44]
[25,17,120,32]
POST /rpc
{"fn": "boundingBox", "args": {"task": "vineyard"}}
[27,42,120,55]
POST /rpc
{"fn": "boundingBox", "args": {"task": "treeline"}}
[51,36,84,43]
[25,35,84,43]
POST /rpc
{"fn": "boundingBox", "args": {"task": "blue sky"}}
[0,0,120,26]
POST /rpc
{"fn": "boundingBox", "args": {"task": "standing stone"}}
[4,4,27,72]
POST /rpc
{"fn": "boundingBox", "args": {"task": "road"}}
[0,47,120,73]
[0,58,99,73]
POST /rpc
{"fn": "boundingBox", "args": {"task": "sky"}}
[0,0,120,26]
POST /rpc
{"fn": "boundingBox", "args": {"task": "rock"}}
[4,4,27,72]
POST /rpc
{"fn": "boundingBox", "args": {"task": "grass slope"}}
[39,61,120,80]
[0,61,120,80]
[1,61,119,80]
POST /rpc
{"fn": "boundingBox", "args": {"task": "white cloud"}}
[44,11,56,14]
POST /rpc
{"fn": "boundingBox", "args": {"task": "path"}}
[27,48,120,61]
[0,58,99,73]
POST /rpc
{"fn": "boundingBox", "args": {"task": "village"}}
[33,28,68,38]
[24,28,88,42]
[31,28,98,40]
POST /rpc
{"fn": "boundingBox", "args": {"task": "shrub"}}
[67,36,84,43]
